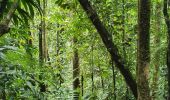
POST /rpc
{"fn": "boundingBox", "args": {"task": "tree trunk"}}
[73,37,80,100]
[163,0,170,99]
[39,0,47,93]
[151,2,161,99]
[137,0,151,100]
[39,0,47,64]
[26,25,33,59]
[0,0,8,17]
[121,0,129,99]
[78,0,137,98]
[91,43,94,95]
[81,74,84,96]
[111,60,116,100]
[98,64,104,92]
[42,0,47,62]
[39,22,43,65]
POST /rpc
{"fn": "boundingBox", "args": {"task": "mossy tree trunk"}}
[151,2,161,99]
[73,37,80,100]
[39,0,47,93]
[137,0,151,100]
[163,0,170,99]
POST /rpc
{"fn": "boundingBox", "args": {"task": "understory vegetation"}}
[0,0,169,100]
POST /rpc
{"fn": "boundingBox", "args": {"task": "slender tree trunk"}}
[56,25,60,56]
[91,43,94,95]
[39,22,46,92]
[38,0,47,93]
[39,23,43,65]
[151,2,161,99]
[163,0,170,99]
[56,25,62,86]
[121,0,129,99]
[55,25,64,98]
[111,60,116,100]
[137,0,151,100]
[42,0,47,61]
[78,0,137,98]
[26,25,33,59]
[39,0,47,65]
[81,73,84,96]
[98,64,104,91]
[73,37,80,100]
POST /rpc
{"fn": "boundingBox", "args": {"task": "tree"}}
[73,37,80,100]
[137,0,151,100]
[78,0,137,98]
[39,0,47,93]
[151,2,161,99]
[0,0,41,37]
[163,0,170,99]
[1,0,170,99]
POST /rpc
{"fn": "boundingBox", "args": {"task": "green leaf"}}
[6,70,17,74]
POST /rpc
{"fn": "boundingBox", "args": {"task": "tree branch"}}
[0,0,18,37]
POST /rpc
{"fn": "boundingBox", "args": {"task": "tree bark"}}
[38,0,47,93]
[78,0,137,98]
[39,22,43,65]
[111,60,116,100]
[151,2,161,99]
[163,0,170,99]
[121,0,129,99]
[81,74,84,96]
[42,0,47,62]
[137,0,151,100]
[39,0,47,64]
[73,37,80,100]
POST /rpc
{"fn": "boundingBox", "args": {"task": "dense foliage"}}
[0,0,169,100]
